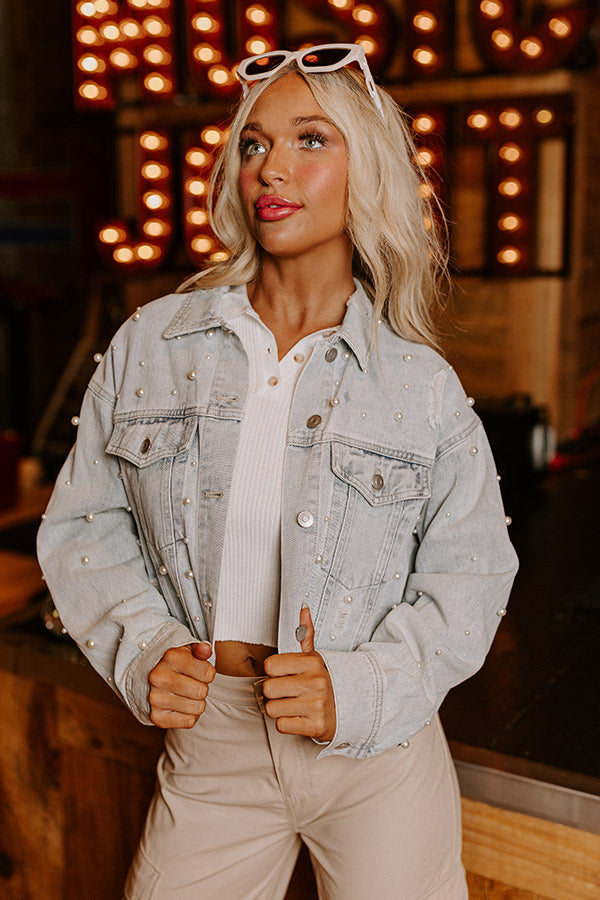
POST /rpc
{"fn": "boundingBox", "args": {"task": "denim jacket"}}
[38,282,518,759]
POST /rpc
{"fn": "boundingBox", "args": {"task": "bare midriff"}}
[214,640,277,677]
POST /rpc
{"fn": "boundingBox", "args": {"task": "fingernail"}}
[301,601,311,610]
[295,624,308,642]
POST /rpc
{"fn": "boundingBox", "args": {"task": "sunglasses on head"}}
[236,43,385,120]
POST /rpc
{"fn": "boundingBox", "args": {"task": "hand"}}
[148,642,215,729]
[262,605,336,742]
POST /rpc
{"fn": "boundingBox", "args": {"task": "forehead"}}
[243,72,326,126]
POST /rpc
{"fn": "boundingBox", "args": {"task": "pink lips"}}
[255,194,302,221]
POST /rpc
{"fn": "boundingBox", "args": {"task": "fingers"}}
[296,603,315,654]
[148,643,216,729]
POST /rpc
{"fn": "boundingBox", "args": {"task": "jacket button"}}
[372,473,384,491]
[140,437,151,454]
[306,414,322,429]
[325,347,338,363]
[297,510,314,528]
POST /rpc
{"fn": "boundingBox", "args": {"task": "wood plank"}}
[461,797,600,900]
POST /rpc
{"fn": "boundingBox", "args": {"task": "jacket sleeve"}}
[37,346,197,725]
[318,370,519,759]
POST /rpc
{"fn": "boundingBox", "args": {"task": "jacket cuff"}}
[122,620,198,725]
[316,648,382,758]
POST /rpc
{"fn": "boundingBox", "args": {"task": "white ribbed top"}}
[213,287,335,647]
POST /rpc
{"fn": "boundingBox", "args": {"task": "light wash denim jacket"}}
[38,282,518,759]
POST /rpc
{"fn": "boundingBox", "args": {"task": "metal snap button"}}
[140,437,152,454]
[372,472,384,491]
[325,347,338,363]
[297,510,314,528]
[306,414,322,429]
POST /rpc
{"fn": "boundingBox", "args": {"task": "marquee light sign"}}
[71,0,595,273]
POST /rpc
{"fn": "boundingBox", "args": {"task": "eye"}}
[239,137,266,159]
[299,131,328,150]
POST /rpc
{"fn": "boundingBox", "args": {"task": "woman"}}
[38,45,518,899]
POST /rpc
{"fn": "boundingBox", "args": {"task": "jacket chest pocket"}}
[322,441,431,589]
[106,416,197,551]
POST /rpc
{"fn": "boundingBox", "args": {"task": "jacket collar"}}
[163,280,375,372]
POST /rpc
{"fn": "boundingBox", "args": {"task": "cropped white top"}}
[213,286,335,646]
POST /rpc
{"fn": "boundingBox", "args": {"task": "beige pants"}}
[124,674,467,900]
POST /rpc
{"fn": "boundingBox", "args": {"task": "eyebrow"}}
[240,114,335,135]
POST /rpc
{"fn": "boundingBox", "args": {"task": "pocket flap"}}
[107,417,196,468]
[331,441,431,506]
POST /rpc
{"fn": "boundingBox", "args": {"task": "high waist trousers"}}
[124,673,467,900]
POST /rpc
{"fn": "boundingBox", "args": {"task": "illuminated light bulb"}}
[549,16,571,38]
[193,44,221,63]
[144,45,171,65]
[143,218,170,237]
[520,36,543,57]
[110,49,137,68]
[499,108,522,129]
[140,131,168,151]
[147,0,169,7]
[186,178,207,196]
[136,243,160,260]
[143,16,170,37]
[121,19,142,38]
[144,73,172,93]
[192,14,218,33]
[128,0,150,8]
[413,46,437,66]
[143,190,169,209]
[191,236,215,253]
[201,127,222,146]
[78,54,105,73]
[187,209,209,226]
[246,5,270,24]
[186,148,210,167]
[142,162,169,179]
[208,65,232,85]
[416,149,435,166]
[79,81,107,100]
[498,178,522,197]
[356,36,377,55]
[77,27,101,45]
[353,5,378,24]
[94,0,114,13]
[535,107,554,125]
[101,22,121,41]
[99,225,127,243]
[412,115,435,134]
[413,12,437,32]
[418,182,434,199]
[113,246,135,263]
[491,28,513,49]
[467,110,491,130]
[210,250,230,262]
[499,143,522,162]
[480,0,503,17]
[77,2,97,17]
[329,0,353,7]
[497,246,521,265]
[246,37,270,55]
[498,214,522,232]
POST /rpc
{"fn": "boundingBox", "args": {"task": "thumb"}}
[295,603,315,654]
[191,641,213,661]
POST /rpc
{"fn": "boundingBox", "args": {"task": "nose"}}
[258,140,291,186]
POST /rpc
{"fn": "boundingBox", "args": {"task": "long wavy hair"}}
[178,62,448,348]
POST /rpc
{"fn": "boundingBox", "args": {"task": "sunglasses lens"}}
[244,53,288,76]
[301,47,351,68]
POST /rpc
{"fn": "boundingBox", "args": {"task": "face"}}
[238,73,351,264]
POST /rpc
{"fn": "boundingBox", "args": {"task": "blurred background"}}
[0,1,599,897]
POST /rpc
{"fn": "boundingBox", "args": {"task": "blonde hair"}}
[178,63,448,348]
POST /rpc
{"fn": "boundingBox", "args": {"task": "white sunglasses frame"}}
[236,43,385,120]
